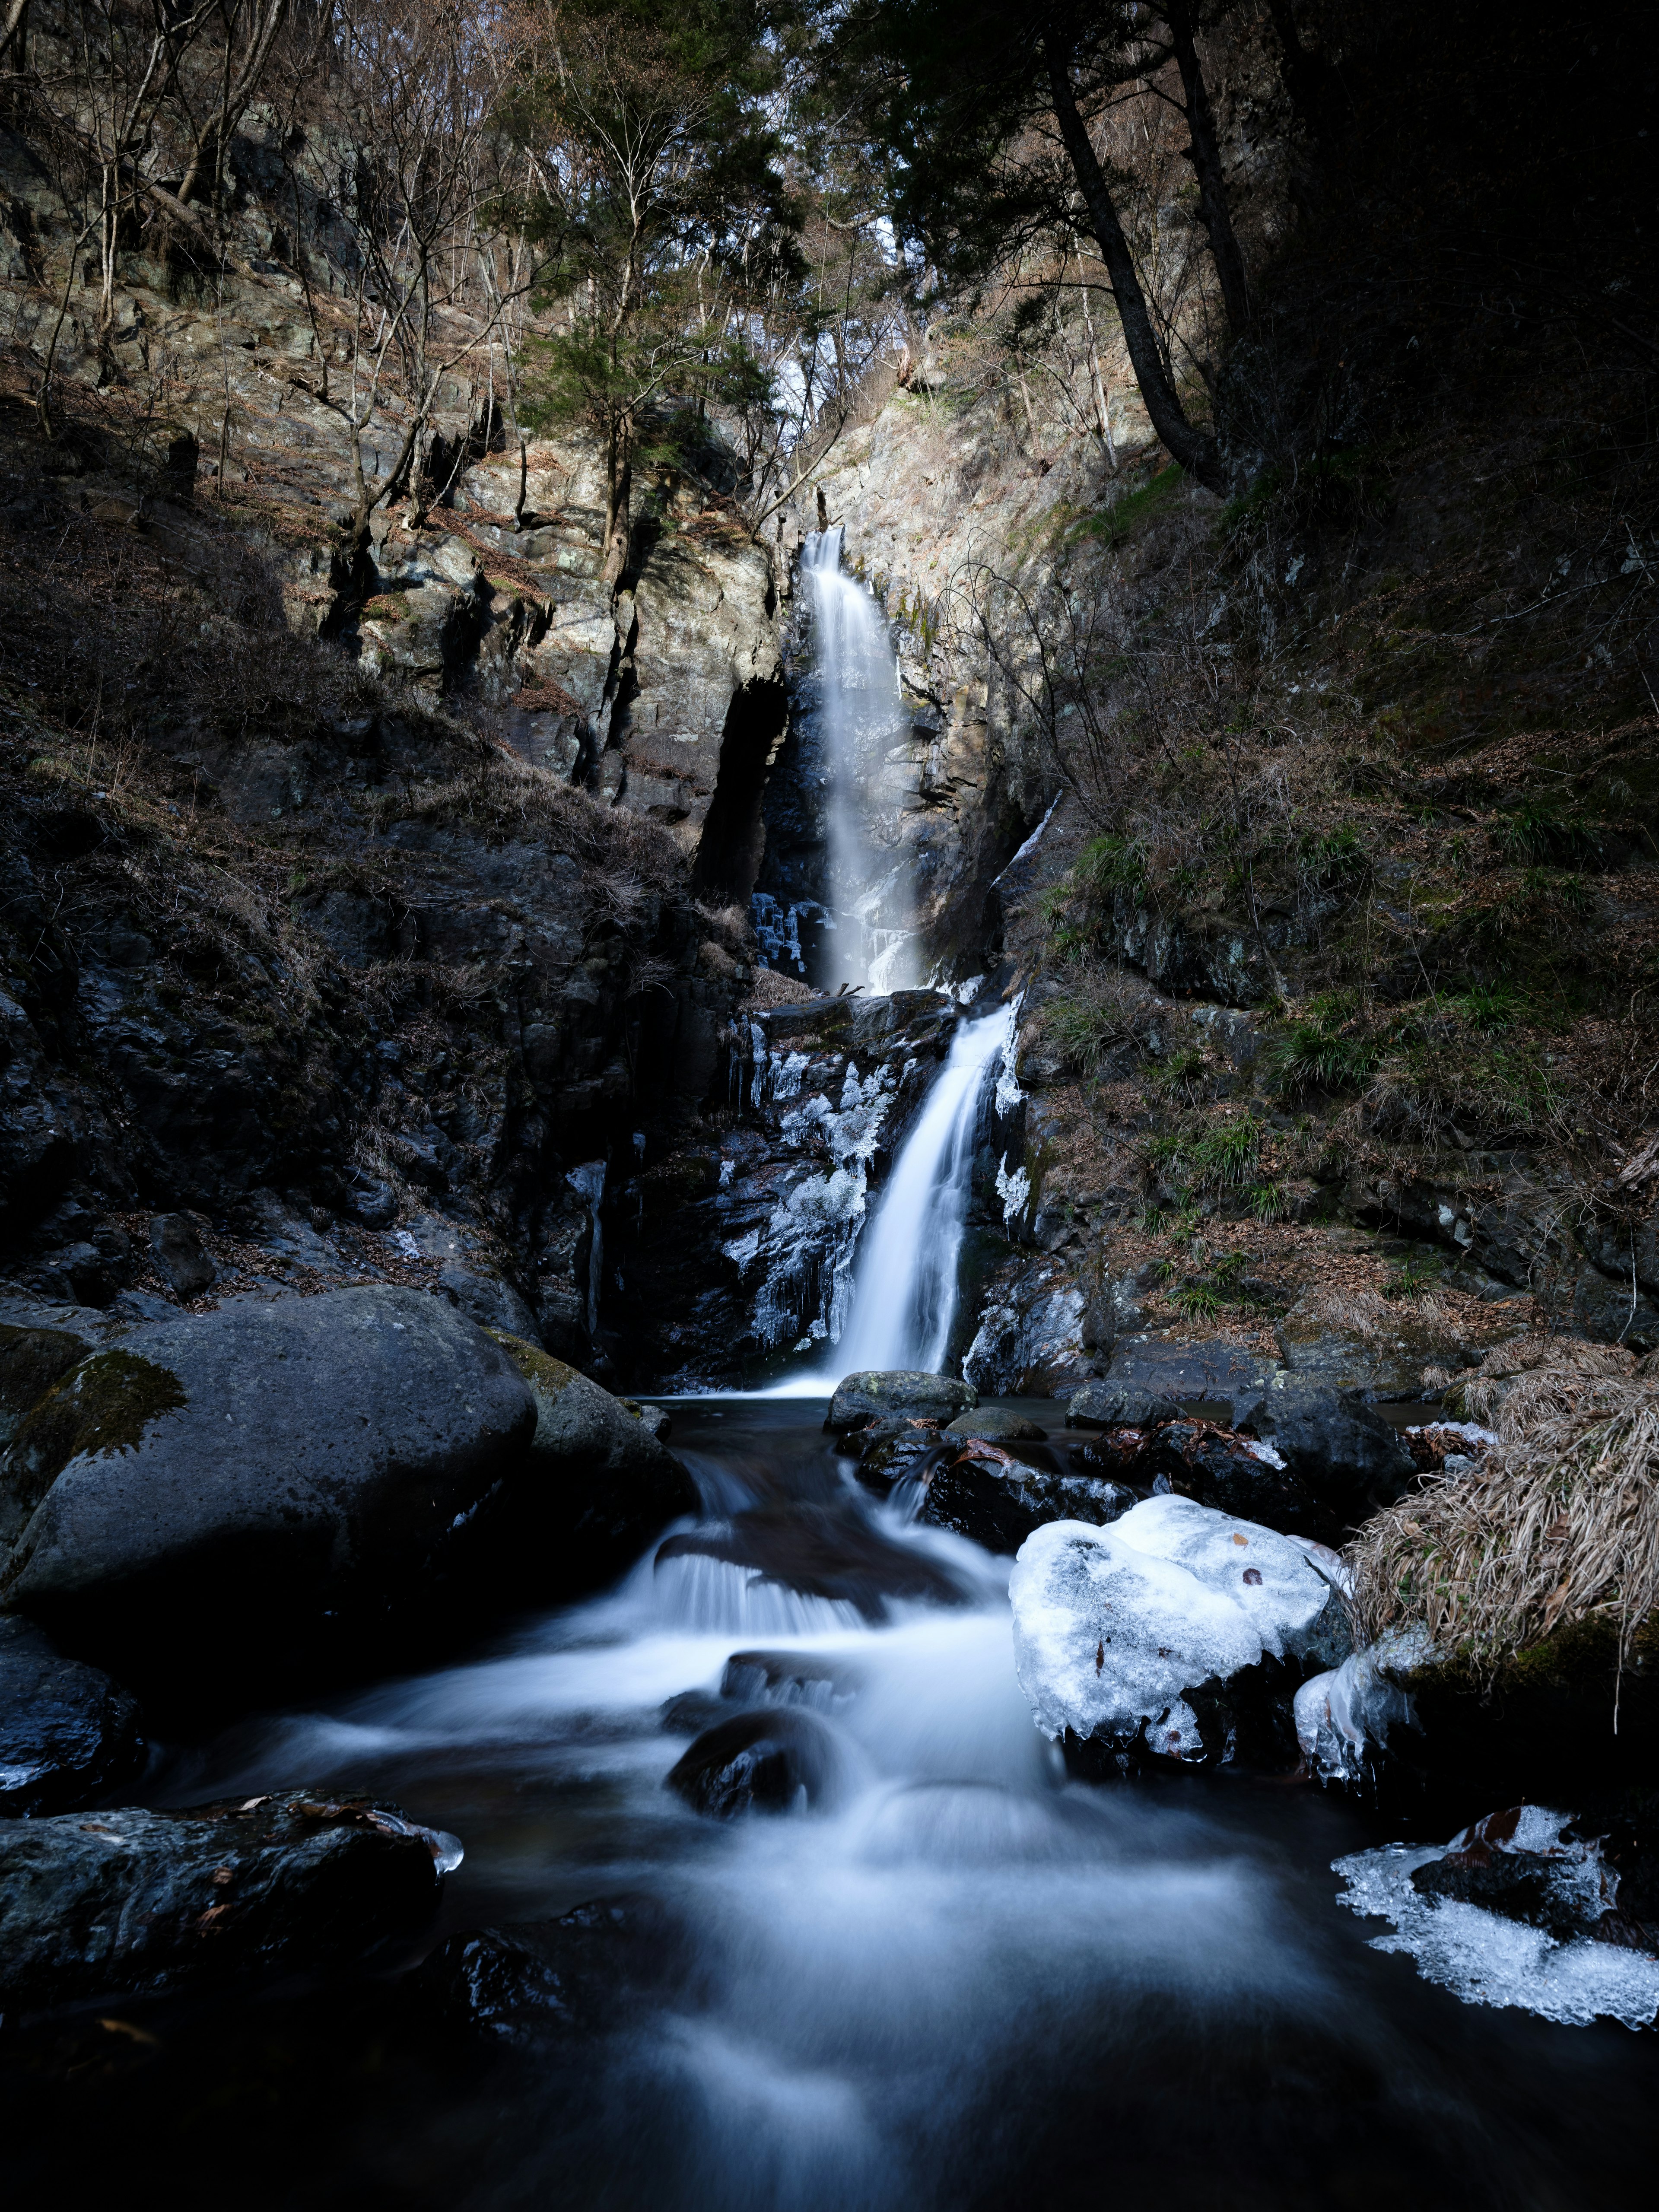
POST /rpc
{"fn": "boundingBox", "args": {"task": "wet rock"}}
[918,1443,1136,1554]
[0,1788,454,2012]
[1234,1376,1416,1540]
[658,1690,728,1737]
[0,1287,535,1686]
[943,1408,1047,1441]
[1010,1496,1349,1772]
[849,1415,944,1489]
[1408,1804,1620,1939]
[719,1649,864,1712]
[1136,1419,1321,1534]
[488,1332,699,1586]
[826,1369,976,1433]
[665,1706,841,1818]
[0,1614,144,1815]
[147,1213,216,1299]
[413,1895,689,2044]
[1065,1381,1181,1430]
[655,1502,966,1620]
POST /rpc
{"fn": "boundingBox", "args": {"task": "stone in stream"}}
[719,1648,864,1711]
[917,1443,1138,1556]
[0,1788,457,2012]
[847,1415,945,1490]
[655,1502,966,1620]
[665,1707,842,1818]
[1233,1375,1416,1540]
[486,1332,699,1587]
[1065,1381,1182,1430]
[825,1370,977,1434]
[413,1895,691,2044]
[659,1689,729,1737]
[943,1408,1048,1441]
[1010,1496,1350,1773]
[0,1613,144,1815]
[0,1286,535,1687]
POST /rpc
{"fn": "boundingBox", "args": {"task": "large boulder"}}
[1010,1497,1349,1771]
[0,1613,144,1815]
[413,1895,687,2046]
[0,1788,456,2012]
[487,1332,699,1585]
[826,1370,976,1433]
[1065,1381,1182,1430]
[0,1287,535,1684]
[1235,1375,1416,1539]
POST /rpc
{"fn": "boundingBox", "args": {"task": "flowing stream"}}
[118,1395,1659,2211]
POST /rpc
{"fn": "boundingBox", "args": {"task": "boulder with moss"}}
[0,1287,534,1689]
[486,1332,699,1586]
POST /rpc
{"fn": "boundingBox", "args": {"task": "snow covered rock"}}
[1008,1495,1349,1770]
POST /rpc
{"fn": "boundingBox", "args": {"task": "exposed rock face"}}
[0,1789,452,2012]
[0,1614,144,1816]
[655,1503,966,1623]
[826,1369,978,1432]
[0,1287,534,1683]
[1235,1375,1416,1538]
[1010,1497,1348,1771]
[1066,1381,1183,1429]
[917,1443,1137,1555]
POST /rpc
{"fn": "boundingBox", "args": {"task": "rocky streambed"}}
[3,1365,1659,2209]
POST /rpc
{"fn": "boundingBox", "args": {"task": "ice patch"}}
[995,1154,1030,1228]
[1293,1627,1430,1785]
[1333,1834,1659,2029]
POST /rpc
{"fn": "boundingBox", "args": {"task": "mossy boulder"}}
[825,1370,977,1433]
[0,1287,534,1691]
[487,1332,699,1586]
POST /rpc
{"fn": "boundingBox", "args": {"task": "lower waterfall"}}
[831,1004,1014,1376]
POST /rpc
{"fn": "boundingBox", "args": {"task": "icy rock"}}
[1334,1804,1659,2029]
[1293,1627,1431,1787]
[1009,1496,1347,1765]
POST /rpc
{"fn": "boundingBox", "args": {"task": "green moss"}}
[485,1328,579,1401]
[0,1324,95,1440]
[8,1350,188,1513]
[1065,463,1183,550]
[360,593,408,625]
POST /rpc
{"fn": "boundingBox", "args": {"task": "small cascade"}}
[799,528,918,993]
[833,1005,1014,1376]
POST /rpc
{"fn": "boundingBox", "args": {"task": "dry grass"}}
[1349,1337,1659,1673]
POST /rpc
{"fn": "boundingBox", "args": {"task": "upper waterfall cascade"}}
[796,527,918,994]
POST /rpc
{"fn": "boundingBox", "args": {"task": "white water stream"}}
[800,528,917,994]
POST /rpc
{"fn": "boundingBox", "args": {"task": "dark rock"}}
[665,1706,841,1818]
[918,1444,1137,1554]
[849,1415,945,1489]
[1103,1338,1281,1421]
[0,1613,144,1815]
[344,1174,397,1229]
[943,1408,1047,1440]
[1235,1376,1416,1539]
[1135,1419,1321,1534]
[1409,1805,1625,1943]
[655,1503,966,1620]
[0,1287,535,1686]
[438,1263,539,1340]
[1065,1381,1182,1430]
[0,1787,453,2012]
[412,1895,689,2044]
[826,1369,976,1434]
[619,1398,672,1443]
[719,1648,863,1712]
[658,1690,728,1736]
[147,1213,216,1298]
[488,1332,699,1586]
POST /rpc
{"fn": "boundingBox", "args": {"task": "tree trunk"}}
[1042,36,1224,493]
[1164,1,1250,333]
[601,416,632,590]
[0,0,30,69]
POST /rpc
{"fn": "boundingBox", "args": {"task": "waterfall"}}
[832,1005,1014,1376]
[800,528,918,992]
